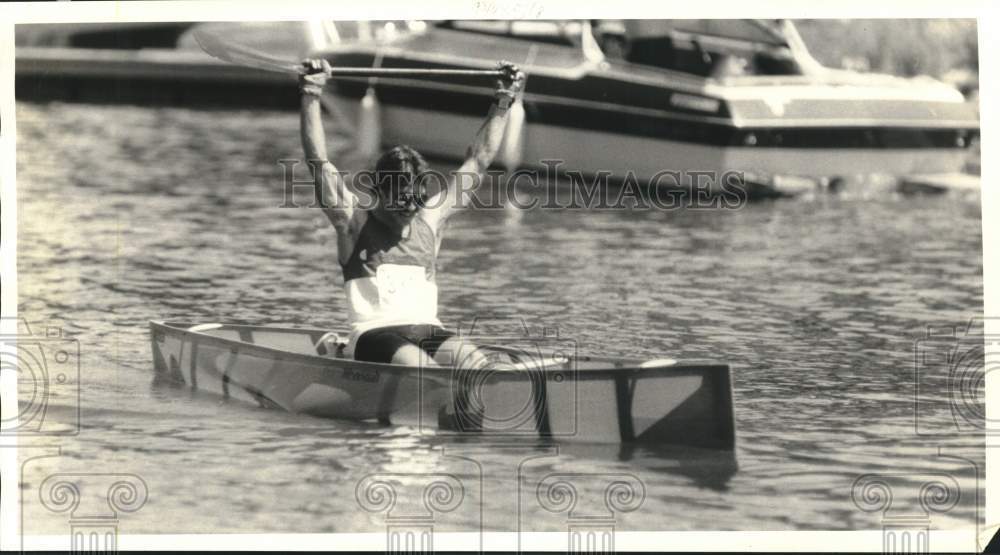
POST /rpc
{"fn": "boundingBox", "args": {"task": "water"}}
[14,102,985,535]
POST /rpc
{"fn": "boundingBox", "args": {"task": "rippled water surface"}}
[15,102,985,535]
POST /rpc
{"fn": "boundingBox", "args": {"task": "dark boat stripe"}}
[188,341,198,390]
[713,367,737,448]
[614,375,635,442]
[220,374,229,398]
[225,333,249,398]
[220,348,241,401]
[233,382,279,410]
[249,387,268,408]
[534,370,551,437]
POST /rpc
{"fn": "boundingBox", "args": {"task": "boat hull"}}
[334,97,972,185]
[150,321,735,448]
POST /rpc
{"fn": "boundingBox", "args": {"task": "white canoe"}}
[149,321,735,448]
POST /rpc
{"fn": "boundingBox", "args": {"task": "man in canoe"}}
[299,58,525,368]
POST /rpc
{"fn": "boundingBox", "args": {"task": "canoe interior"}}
[149,321,736,449]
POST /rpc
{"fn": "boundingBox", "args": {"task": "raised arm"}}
[299,59,359,264]
[423,62,525,227]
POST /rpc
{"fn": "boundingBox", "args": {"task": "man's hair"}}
[374,145,429,196]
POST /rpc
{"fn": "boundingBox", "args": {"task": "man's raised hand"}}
[300,59,332,97]
[495,61,526,105]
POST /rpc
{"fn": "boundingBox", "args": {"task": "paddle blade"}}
[192,25,303,74]
[356,87,382,164]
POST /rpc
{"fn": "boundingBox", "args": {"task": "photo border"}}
[2,0,996,552]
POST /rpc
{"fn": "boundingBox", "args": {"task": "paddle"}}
[192,27,505,79]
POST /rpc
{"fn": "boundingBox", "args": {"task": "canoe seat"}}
[639,358,678,368]
[507,356,570,370]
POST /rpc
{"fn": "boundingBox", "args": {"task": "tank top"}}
[341,211,441,355]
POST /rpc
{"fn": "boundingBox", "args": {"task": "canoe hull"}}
[150,321,735,448]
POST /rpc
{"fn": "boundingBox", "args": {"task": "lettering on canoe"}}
[341,367,381,384]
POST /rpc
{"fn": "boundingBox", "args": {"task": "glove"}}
[300,59,331,97]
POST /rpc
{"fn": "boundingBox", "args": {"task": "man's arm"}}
[423,62,525,228]
[299,59,360,264]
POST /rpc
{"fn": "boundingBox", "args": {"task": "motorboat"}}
[316,19,979,195]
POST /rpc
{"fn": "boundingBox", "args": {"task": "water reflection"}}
[560,442,740,492]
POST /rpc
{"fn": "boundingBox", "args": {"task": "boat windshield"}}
[437,19,809,78]
[610,19,806,77]
[331,20,429,42]
[645,20,789,48]
[437,20,587,47]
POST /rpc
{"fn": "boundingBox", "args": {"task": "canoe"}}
[149,321,735,449]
